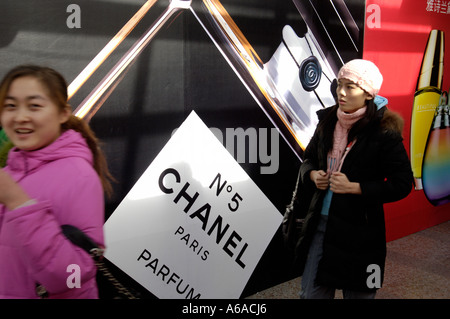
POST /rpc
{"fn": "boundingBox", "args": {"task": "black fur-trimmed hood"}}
[380,108,405,135]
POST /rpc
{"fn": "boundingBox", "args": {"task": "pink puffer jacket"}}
[0,130,104,299]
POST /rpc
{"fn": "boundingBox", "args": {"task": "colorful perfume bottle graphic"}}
[410,29,445,190]
[422,92,450,206]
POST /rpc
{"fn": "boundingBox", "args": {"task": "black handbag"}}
[35,225,139,299]
[281,168,310,250]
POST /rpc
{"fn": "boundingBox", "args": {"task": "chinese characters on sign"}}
[426,0,450,13]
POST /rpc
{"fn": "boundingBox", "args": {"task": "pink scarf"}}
[327,107,366,173]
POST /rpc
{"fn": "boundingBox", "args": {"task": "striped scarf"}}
[327,106,367,173]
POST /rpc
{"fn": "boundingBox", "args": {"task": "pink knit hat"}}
[338,59,383,97]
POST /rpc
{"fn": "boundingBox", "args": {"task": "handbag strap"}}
[61,224,104,261]
[292,168,302,202]
[286,168,302,211]
[61,224,138,299]
[36,225,138,299]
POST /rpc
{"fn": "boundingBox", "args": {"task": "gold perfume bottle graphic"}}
[422,91,450,206]
[410,29,444,190]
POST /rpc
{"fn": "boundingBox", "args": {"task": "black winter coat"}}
[294,105,414,292]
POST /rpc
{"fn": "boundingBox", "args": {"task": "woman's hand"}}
[329,172,362,194]
[0,169,32,210]
[310,170,330,190]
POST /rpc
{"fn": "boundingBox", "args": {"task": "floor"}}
[247,220,450,299]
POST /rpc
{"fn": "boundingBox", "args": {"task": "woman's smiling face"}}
[1,76,70,151]
[336,78,372,113]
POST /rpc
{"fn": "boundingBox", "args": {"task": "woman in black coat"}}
[295,59,414,298]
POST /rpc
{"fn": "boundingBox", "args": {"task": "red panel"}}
[364,0,450,241]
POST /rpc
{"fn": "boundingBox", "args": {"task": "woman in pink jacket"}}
[0,65,113,298]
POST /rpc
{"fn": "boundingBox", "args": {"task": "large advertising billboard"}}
[0,0,448,299]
